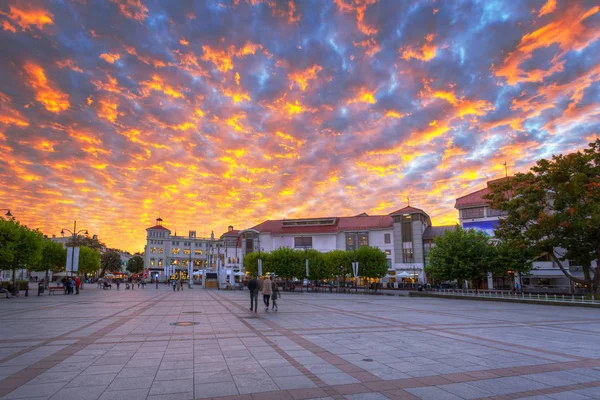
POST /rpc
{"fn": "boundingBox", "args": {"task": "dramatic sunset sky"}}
[0,0,598,252]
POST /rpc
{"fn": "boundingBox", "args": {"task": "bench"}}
[48,286,65,295]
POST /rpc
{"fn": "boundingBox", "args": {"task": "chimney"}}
[189,230,196,238]
[156,217,163,226]
[228,225,233,232]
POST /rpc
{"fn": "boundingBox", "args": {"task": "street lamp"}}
[216,243,222,290]
[61,221,88,277]
[353,232,359,293]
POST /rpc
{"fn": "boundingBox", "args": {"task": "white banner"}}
[66,247,80,273]
[305,258,309,278]
[352,262,359,278]
[258,259,263,276]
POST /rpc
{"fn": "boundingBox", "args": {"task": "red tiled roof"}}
[455,177,513,209]
[454,187,491,208]
[220,230,240,238]
[251,215,393,234]
[388,206,427,216]
[146,225,171,231]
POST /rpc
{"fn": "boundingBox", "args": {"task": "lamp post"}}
[353,232,359,293]
[256,234,262,277]
[216,243,222,290]
[304,245,309,292]
[188,247,193,289]
[61,221,88,277]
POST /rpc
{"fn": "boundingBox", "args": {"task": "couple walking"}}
[247,276,280,312]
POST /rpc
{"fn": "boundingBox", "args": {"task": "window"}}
[157,248,163,254]
[158,259,163,267]
[182,260,189,267]
[172,247,180,255]
[346,232,369,250]
[402,247,414,263]
[487,208,507,217]
[385,249,391,256]
[462,207,484,219]
[294,237,313,248]
[150,247,156,253]
[384,233,391,244]
[402,221,412,243]
[183,249,191,255]
[150,259,155,267]
[358,233,368,247]
[195,249,203,255]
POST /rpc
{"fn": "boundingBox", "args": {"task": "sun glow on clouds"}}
[0,0,598,252]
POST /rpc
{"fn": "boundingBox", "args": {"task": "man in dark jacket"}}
[247,276,258,313]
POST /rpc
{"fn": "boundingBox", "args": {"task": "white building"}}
[144,218,242,282]
[241,206,450,284]
[455,178,587,292]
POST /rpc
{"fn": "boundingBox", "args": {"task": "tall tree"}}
[100,251,121,277]
[323,250,352,284]
[0,220,45,287]
[426,226,496,286]
[243,251,260,277]
[355,246,388,282]
[486,139,600,295]
[79,246,101,275]
[306,249,326,281]
[31,240,67,283]
[268,247,303,279]
[126,255,144,274]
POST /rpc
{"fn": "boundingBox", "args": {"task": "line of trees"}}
[243,246,387,283]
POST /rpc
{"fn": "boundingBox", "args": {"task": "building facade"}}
[144,218,241,281]
[243,206,449,283]
[455,179,586,292]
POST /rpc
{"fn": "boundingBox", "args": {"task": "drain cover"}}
[170,322,199,326]
[183,311,202,314]
[240,316,257,319]
[362,358,374,362]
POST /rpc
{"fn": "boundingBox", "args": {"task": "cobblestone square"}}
[1,287,600,399]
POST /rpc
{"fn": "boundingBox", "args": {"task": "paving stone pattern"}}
[1,286,600,399]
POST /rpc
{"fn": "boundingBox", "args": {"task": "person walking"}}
[172,279,176,291]
[75,276,81,295]
[248,276,258,312]
[155,279,159,289]
[271,279,280,311]
[116,279,120,290]
[262,277,273,312]
[179,278,184,291]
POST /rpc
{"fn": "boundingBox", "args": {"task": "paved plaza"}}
[1,287,600,400]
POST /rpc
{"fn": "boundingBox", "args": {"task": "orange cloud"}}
[23,62,70,113]
[347,87,376,104]
[201,41,265,73]
[111,0,148,22]
[97,98,119,122]
[56,59,83,73]
[538,0,557,17]
[288,65,322,90]
[495,5,600,85]
[0,5,53,32]
[353,38,381,57]
[400,34,437,61]
[99,53,121,64]
[0,93,29,127]
[334,0,378,36]
[140,75,184,99]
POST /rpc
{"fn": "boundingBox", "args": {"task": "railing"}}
[434,289,600,305]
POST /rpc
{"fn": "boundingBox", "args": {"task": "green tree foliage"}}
[355,246,388,279]
[426,226,495,284]
[243,251,260,277]
[31,240,67,282]
[306,249,326,281]
[323,250,352,281]
[126,255,144,274]
[485,139,600,294]
[267,247,303,279]
[489,239,534,277]
[0,219,45,286]
[100,251,121,277]
[79,246,101,275]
